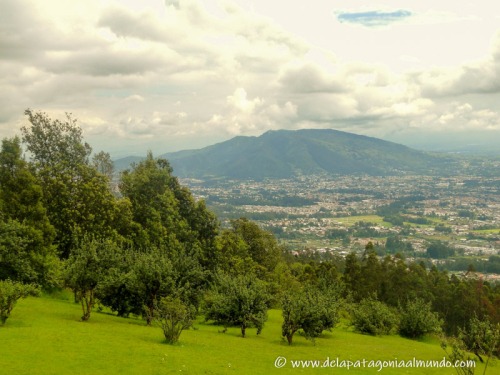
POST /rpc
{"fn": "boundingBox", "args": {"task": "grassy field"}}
[472,229,500,234]
[330,215,393,228]
[1,296,493,375]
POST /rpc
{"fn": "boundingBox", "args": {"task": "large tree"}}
[119,152,219,260]
[0,137,58,285]
[21,110,119,258]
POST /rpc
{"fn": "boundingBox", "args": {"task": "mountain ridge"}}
[114,129,455,179]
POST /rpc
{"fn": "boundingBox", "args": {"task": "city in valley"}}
[182,173,500,282]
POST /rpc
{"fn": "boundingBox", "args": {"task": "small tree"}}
[441,338,476,375]
[350,297,398,336]
[146,297,194,343]
[399,298,442,339]
[203,273,269,338]
[281,284,342,345]
[63,238,120,321]
[128,247,175,325]
[0,279,41,324]
[460,316,500,364]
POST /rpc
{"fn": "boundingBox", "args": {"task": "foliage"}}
[399,298,442,339]
[0,137,58,285]
[281,283,342,345]
[128,246,176,325]
[441,338,477,375]
[203,273,269,337]
[21,110,119,258]
[426,241,455,259]
[459,316,500,363]
[63,238,121,321]
[349,297,399,336]
[119,151,219,266]
[0,279,40,324]
[145,297,194,343]
[0,219,59,286]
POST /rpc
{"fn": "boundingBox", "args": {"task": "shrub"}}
[0,279,41,324]
[203,273,269,338]
[350,298,398,336]
[459,315,500,363]
[399,298,442,339]
[63,238,120,321]
[146,297,194,343]
[281,283,342,345]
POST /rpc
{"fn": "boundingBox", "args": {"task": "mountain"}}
[114,129,456,179]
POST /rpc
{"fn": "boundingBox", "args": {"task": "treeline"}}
[207,195,316,207]
[440,256,500,274]
[1,111,499,360]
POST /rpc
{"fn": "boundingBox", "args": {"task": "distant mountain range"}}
[114,129,457,179]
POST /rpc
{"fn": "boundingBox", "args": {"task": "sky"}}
[1,0,500,157]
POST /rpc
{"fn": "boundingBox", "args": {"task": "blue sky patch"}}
[336,10,413,27]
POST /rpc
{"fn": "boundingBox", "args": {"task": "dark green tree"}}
[399,298,442,339]
[21,110,120,258]
[0,137,58,285]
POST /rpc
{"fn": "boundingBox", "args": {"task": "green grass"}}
[1,296,493,374]
[330,215,393,228]
[472,229,500,234]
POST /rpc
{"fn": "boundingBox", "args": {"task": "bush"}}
[203,273,269,338]
[459,315,500,363]
[350,298,398,336]
[281,283,342,345]
[0,279,41,324]
[145,297,194,343]
[63,238,121,321]
[399,298,442,339]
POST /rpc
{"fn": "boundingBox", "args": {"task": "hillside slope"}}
[159,129,453,179]
[113,129,456,179]
[1,296,486,375]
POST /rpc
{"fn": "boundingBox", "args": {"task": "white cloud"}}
[1,0,500,153]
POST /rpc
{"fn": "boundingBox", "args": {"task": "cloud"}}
[335,9,412,27]
[1,0,500,153]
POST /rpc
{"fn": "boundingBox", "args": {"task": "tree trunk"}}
[147,303,153,326]
[241,325,246,338]
[287,334,293,345]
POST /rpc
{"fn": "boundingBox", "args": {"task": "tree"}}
[203,273,269,338]
[119,152,219,257]
[0,219,59,286]
[129,247,176,325]
[467,263,477,274]
[92,151,114,181]
[92,151,115,191]
[21,109,91,170]
[459,315,500,364]
[21,110,120,258]
[145,297,194,343]
[0,137,58,285]
[349,297,398,336]
[63,238,120,321]
[399,298,442,339]
[0,279,40,324]
[281,284,342,345]
[229,218,282,274]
